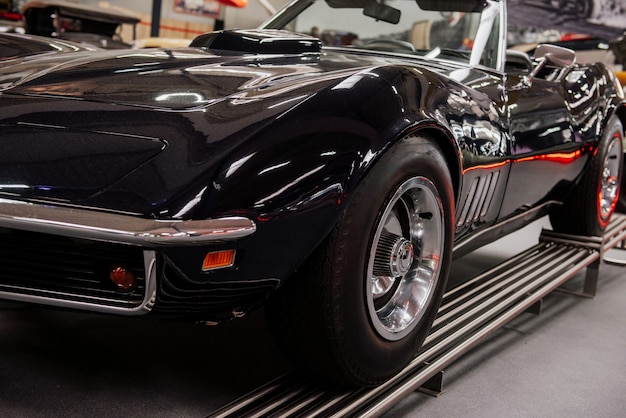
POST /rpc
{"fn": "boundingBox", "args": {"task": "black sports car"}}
[0,0,624,386]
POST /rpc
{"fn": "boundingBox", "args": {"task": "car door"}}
[498,53,586,219]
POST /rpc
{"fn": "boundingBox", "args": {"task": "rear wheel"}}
[550,117,623,236]
[265,134,454,386]
[617,140,626,213]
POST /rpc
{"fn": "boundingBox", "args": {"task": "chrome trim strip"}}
[0,250,157,315]
[143,250,158,312]
[497,0,506,72]
[0,199,256,246]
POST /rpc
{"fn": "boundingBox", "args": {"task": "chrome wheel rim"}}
[366,176,445,341]
[600,137,622,220]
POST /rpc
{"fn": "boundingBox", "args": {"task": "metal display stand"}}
[602,215,626,266]
[207,215,626,418]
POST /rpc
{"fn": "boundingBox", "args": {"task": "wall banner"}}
[508,0,626,41]
[173,0,221,19]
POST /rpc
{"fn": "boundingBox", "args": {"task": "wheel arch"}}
[599,79,626,160]
[400,124,462,210]
[614,103,626,140]
[264,132,456,386]
[597,63,626,137]
[611,102,626,212]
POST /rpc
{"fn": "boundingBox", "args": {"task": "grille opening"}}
[0,228,146,308]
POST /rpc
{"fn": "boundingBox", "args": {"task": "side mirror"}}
[529,44,576,82]
[534,44,576,67]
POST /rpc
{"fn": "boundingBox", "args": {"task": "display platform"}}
[0,216,624,417]
[207,215,626,417]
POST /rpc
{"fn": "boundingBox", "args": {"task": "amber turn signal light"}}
[109,266,138,292]
[203,249,236,271]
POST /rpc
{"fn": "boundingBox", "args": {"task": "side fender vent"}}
[190,29,322,55]
[456,171,500,231]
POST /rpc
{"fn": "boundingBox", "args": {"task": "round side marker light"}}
[110,266,138,292]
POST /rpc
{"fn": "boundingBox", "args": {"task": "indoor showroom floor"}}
[0,216,625,417]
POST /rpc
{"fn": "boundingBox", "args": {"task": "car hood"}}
[0,49,319,110]
[0,29,462,110]
[0,30,343,110]
[0,30,469,216]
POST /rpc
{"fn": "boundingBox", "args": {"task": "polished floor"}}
[0,217,625,417]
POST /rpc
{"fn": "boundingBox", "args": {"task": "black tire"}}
[550,117,624,236]
[265,134,454,386]
[617,149,626,213]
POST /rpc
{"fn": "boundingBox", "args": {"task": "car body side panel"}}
[500,62,624,218]
[0,49,519,319]
[0,33,622,320]
[153,63,515,314]
[202,63,512,228]
[433,68,510,238]
[499,72,585,217]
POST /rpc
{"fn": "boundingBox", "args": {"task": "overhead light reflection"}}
[254,165,325,206]
[156,92,207,104]
[0,184,29,189]
[259,161,290,175]
[172,186,208,218]
[267,95,307,109]
[225,153,256,178]
[332,75,362,90]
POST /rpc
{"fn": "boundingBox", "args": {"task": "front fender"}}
[156,65,481,318]
[205,66,465,220]
[200,68,421,276]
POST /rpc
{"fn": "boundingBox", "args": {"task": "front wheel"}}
[550,117,624,236]
[265,134,454,386]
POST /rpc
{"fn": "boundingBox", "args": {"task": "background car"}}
[547,0,595,18]
[0,0,624,387]
[0,0,25,33]
[22,0,140,49]
[0,31,99,60]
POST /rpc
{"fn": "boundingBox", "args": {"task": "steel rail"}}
[0,199,256,246]
[206,215,626,418]
[350,251,598,417]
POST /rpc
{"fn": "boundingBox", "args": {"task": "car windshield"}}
[262,0,502,69]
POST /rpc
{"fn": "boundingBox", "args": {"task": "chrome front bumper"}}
[0,199,257,315]
[0,199,256,246]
